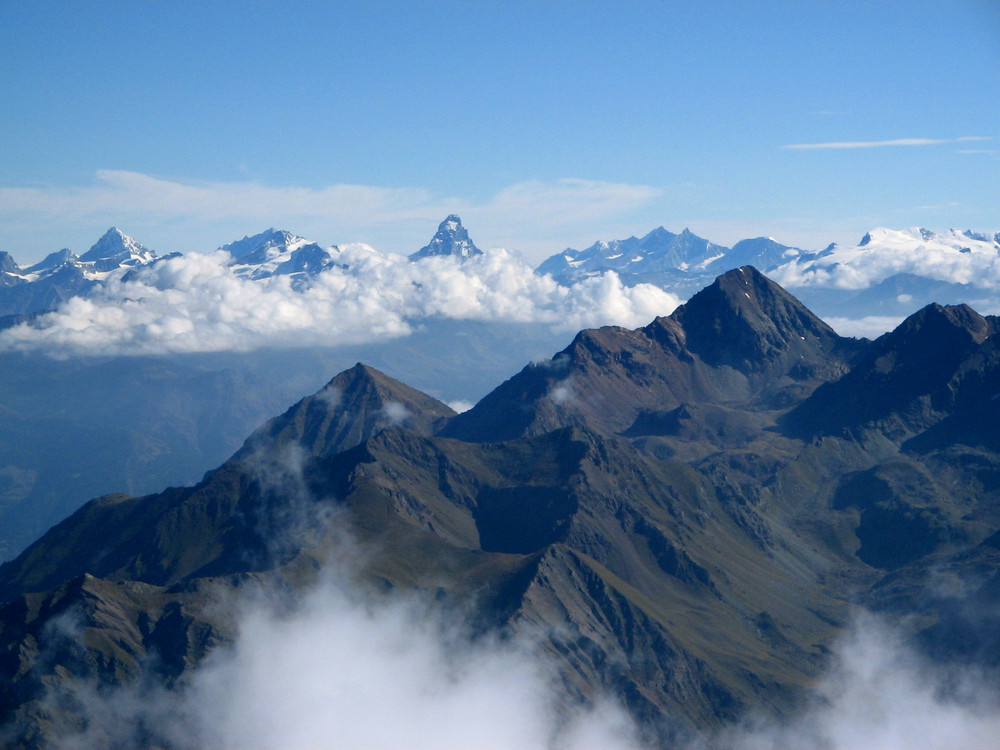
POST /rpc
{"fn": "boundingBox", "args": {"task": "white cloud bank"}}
[182,583,641,750]
[0,246,680,357]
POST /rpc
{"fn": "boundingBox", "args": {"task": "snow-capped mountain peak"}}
[0,252,21,276]
[26,249,78,274]
[221,228,306,262]
[222,229,341,282]
[79,227,153,264]
[537,226,733,286]
[410,215,482,261]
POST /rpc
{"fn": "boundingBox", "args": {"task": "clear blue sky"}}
[2,0,998,265]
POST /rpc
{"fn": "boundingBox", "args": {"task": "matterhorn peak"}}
[410,215,483,261]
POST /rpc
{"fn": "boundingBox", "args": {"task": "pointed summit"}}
[79,227,152,264]
[220,229,338,281]
[232,363,456,462]
[25,248,78,274]
[891,302,993,345]
[445,267,861,442]
[669,266,846,373]
[785,303,999,438]
[709,237,801,273]
[410,215,482,260]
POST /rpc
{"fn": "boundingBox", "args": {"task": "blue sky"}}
[2,0,998,265]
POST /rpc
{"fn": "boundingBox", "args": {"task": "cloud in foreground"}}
[40,578,1000,750]
[0,246,680,357]
[711,613,1000,750]
[43,563,644,750]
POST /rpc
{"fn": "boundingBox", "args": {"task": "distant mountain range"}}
[0,216,482,321]
[538,225,1000,319]
[0,228,160,322]
[2,267,999,746]
[222,228,344,282]
[2,218,998,328]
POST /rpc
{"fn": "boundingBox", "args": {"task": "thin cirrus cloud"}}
[0,171,441,224]
[0,171,663,256]
[782,136,992,150]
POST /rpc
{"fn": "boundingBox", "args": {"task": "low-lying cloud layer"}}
[0,246,679,357]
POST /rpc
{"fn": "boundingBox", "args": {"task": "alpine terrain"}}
[1,267,1000,747]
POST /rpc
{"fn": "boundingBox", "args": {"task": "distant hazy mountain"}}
[536,225,1000,321]
[0,228,158,317]
[77,226,156,270]
[771,227,1000,317]
[3,268,1000,746]
[539,227,724,288]
[5,221,997,336]
[0,217,487,324]
[537,227,811,301]
[223,228,344,282]
[409,214,482,260]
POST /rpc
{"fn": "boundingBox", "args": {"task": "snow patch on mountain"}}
[222,228,343,282]
[410,214,482,260]
[770,227,1000,290]
[537,226,732,283]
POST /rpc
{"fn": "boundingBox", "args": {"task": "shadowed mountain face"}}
[1,268,1000,746]
[442,266,863,442]
[785,303,1000,440]
[230,362,457,463]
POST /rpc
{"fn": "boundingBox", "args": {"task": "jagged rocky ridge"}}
[1,267,1000,746]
